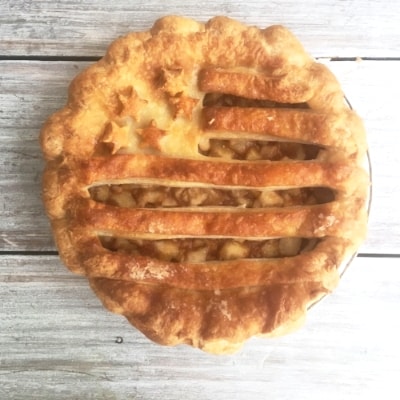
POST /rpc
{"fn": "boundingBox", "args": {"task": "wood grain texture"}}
[0,60,398,253]
[0,61,86,251]
[0,0,399,58]
[1,255,399,400]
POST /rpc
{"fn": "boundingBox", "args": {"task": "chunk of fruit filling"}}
[199,138,321,161]
[89,185,334,208]
[100,237,319,262]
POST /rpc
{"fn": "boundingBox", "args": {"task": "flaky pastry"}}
[40,16,369,354]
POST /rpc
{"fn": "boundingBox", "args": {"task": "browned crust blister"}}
[40,16,368,354]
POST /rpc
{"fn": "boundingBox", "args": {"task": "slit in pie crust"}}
[40,16,369,354]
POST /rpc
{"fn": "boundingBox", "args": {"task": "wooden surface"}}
[1,1,399,399]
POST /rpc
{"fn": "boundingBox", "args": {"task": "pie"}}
[40,16,369,354]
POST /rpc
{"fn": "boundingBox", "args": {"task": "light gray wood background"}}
[1,1,399,399]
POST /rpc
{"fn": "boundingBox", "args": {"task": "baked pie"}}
[40,16,369,354]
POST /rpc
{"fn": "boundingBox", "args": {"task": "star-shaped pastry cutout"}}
[136,120,166,152]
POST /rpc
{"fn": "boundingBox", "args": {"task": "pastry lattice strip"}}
[202,106,362,155]
[77,235,345,290]
[199,66,319,103]
[80,155,363,194]
[82,200,355,239]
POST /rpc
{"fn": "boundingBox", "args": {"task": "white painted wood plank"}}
[322,60,400,254]
[0,128,53,250]
[1,255,399,399]
[0,0,399,58]
[0,60,398,253]
[0,61,88,250]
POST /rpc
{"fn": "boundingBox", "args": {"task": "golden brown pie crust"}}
[40,16,369,354]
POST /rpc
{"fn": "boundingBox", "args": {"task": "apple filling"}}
[89,185,334,209]
[99,236,318,262]
[199,138,320,161]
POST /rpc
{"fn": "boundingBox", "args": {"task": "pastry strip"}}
[82,155,364,194]
[80,237,343,290]
[202,107,360,153]
[81,200,360,239]
[198,68,313,102]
